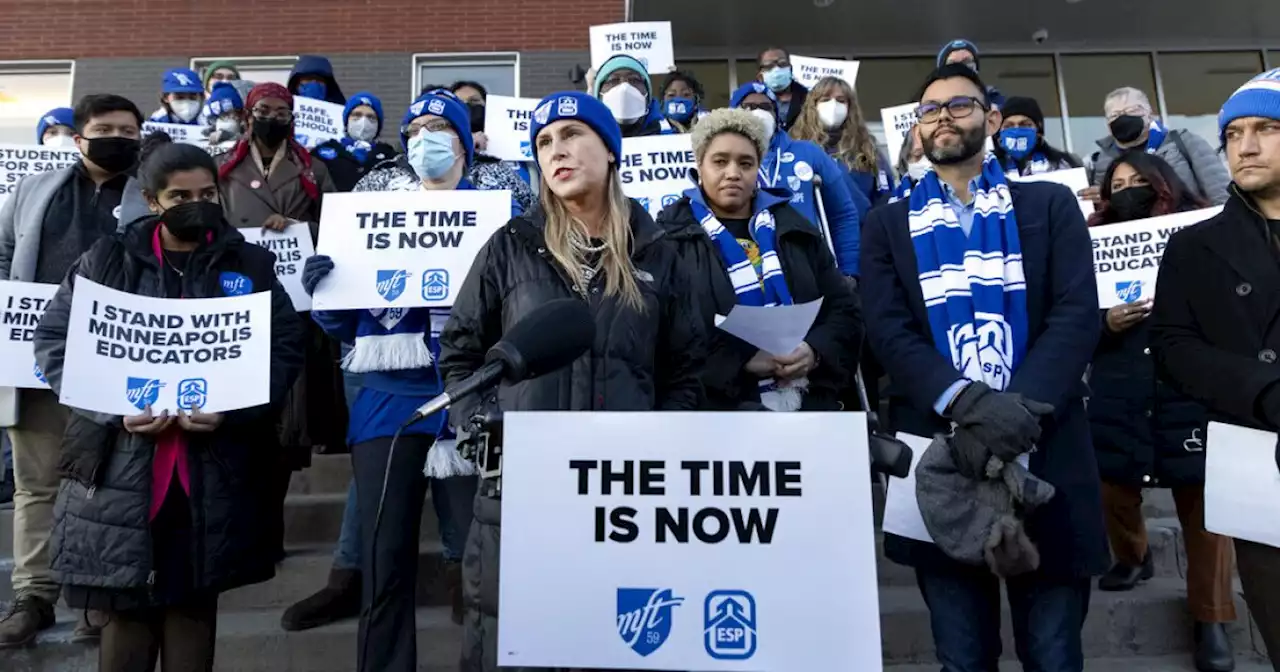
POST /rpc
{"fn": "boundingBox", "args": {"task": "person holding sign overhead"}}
[657,108,862,411]
[31,134,304,671]
[36,107,75,147]
[1151,68,1280,670]
[1082,149,1235,671]
[730,81,869,276]
[441,90,704,672]
[791,75,895,206]
[148,68,206,126]
[593,54,666,138]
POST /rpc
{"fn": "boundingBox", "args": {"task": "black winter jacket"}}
[657,190,863,410]
[311,140,399,193]
[439,200,705,419]
[34,216,305,608]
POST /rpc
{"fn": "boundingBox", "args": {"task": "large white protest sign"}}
[60,278,271,415]
[311,190,511,311]
[1090,206,1221,308]
[293,97,345,149]
[499,411,881,671]
[0,281,58,389]
[1012,167,1093,218]
[880,103,918,166]
[239,223,315,312]
[1206,422,1280,549]
[791,55,860,90]
[0,143,81,211]
[590,21,674,74]
[484,95,539,162]
[619,134,695,220]
[142,122,204,146]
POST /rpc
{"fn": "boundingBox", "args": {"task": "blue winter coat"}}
[837,148,894,207]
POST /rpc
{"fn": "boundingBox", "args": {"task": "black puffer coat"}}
[1089,315,1208,487]
[33,216,305,609]
[657,188,863,410]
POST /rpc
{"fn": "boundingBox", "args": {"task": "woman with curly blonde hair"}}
[791,76,894,205]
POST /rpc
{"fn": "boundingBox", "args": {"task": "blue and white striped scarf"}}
[343,307,449,374]
[908,153,1028,392]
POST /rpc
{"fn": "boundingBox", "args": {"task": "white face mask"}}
[215,118,241,136]
[907,158,932,182]
[44,134,75,148]
[602,83,648,124]
[750,109,777,140]
[170,99,201,123]
[817,100,848,129]
[348,116,378,143]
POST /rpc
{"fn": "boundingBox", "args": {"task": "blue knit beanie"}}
[938,39,980,69]
[36,107,74,144]
[729,82,780,123]
[1218,68,1280,142]
[202,83,243,120]
[529,91,622,162]
[162,68,204,95]
[402,89,474,167]
[593,54,651,98]
[345,91,385,136]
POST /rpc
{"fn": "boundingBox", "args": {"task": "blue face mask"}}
[762,67,793,92]
[297,81,327,100]
[999,127,1039,160]
[664,97,696,124]
[408,130,458,180]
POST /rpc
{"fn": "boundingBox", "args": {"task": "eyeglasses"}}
[401,118,453,137]
[602,72,648,91]
[740,102,776,114]
[915,96,986,124]
[251,106,293,122]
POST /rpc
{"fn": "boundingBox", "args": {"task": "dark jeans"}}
[916,566,1091,672]
[1235,538,1280,672]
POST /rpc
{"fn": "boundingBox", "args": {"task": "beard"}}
[923,121,988,165]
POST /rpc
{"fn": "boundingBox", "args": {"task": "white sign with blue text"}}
[0,144,81,212]
[498,412,881,671]
[619,134,696,220]
[484,95,540,162]
[311,189,511,311]
[589,21,675,74]
[0,281,58,389]
[293,96,346,149]
[1090,206,1221,308]
[142,122,205,146]
[60,278,272,416]
[239,223,315,312]
[791,55,860,90]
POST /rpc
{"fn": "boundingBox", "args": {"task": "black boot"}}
[1097,550,1154,591]
[1194,621,1235,672]
[445,560,463,625]
[280,568,362,631]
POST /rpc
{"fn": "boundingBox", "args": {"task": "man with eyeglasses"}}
[861,63,1105,672]
[757,46,808,132]
[1083,86,1230,207]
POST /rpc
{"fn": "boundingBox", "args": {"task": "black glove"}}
[301,254,334,296]
[949,381,1054,462]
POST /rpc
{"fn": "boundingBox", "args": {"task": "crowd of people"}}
[0,36,1276,672]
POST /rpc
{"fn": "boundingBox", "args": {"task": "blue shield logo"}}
[617,588,683,657]
[661,194,679,208]
[125,377,164,411]
[636,197,651,212]
[519,140,533,159]
[376,270,409,302]
[176,378,208,411]
[1115,280,1143,303]
[33,362,46,385]
[219,272,253,296]
[421,269,450,302]
[704,590,757,660]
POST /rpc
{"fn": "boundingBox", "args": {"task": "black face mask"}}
[83,136,140,175]
[468,103,486,133]
[161,201,223,242]
[1109,185,1158,222]
[252,117,292,148]
[1109,115,1147,144]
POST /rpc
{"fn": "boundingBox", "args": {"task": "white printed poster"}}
[499,411,882,671]
[60,278,272,415]
[1090,206,1221,308]
[293,96,345,149]
[880,103,918,167]
[618,134,696,219]
[1012,167,1093,218]
[589,21,675,74]
[0,281,58,389]
[484,95,539,162]
[311,189,511,311]
[1206,422,1280,549]
[0,143,81,211]
[239,223,315,312]
[142,122,204,146]
[791,55,860,90]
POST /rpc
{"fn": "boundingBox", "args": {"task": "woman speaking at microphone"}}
[32,133,304,671]
[439,91,705,672]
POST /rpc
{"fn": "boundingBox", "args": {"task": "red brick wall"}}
[0,0,623,59]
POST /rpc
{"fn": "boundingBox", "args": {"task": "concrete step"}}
[886,654,1274,670]
[879,577,1260,663]
[287,454,356,496]
[3,606,460,672]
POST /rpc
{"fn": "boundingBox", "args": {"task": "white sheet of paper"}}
[1012,167,1093,218]
[588,21,675,74]
[880,433,936,543]
[238,223,315,312]
[713,298,822,357]
[1206,421,1280,549]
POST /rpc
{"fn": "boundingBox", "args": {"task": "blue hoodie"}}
[730,82,868,276]
[288,55,347,105]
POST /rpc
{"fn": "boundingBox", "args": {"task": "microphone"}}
[408,298,596,422]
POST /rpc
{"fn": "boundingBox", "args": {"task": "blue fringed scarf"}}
[343,307,439,374]
[908,154,1028,392]
[689,191,807,410]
